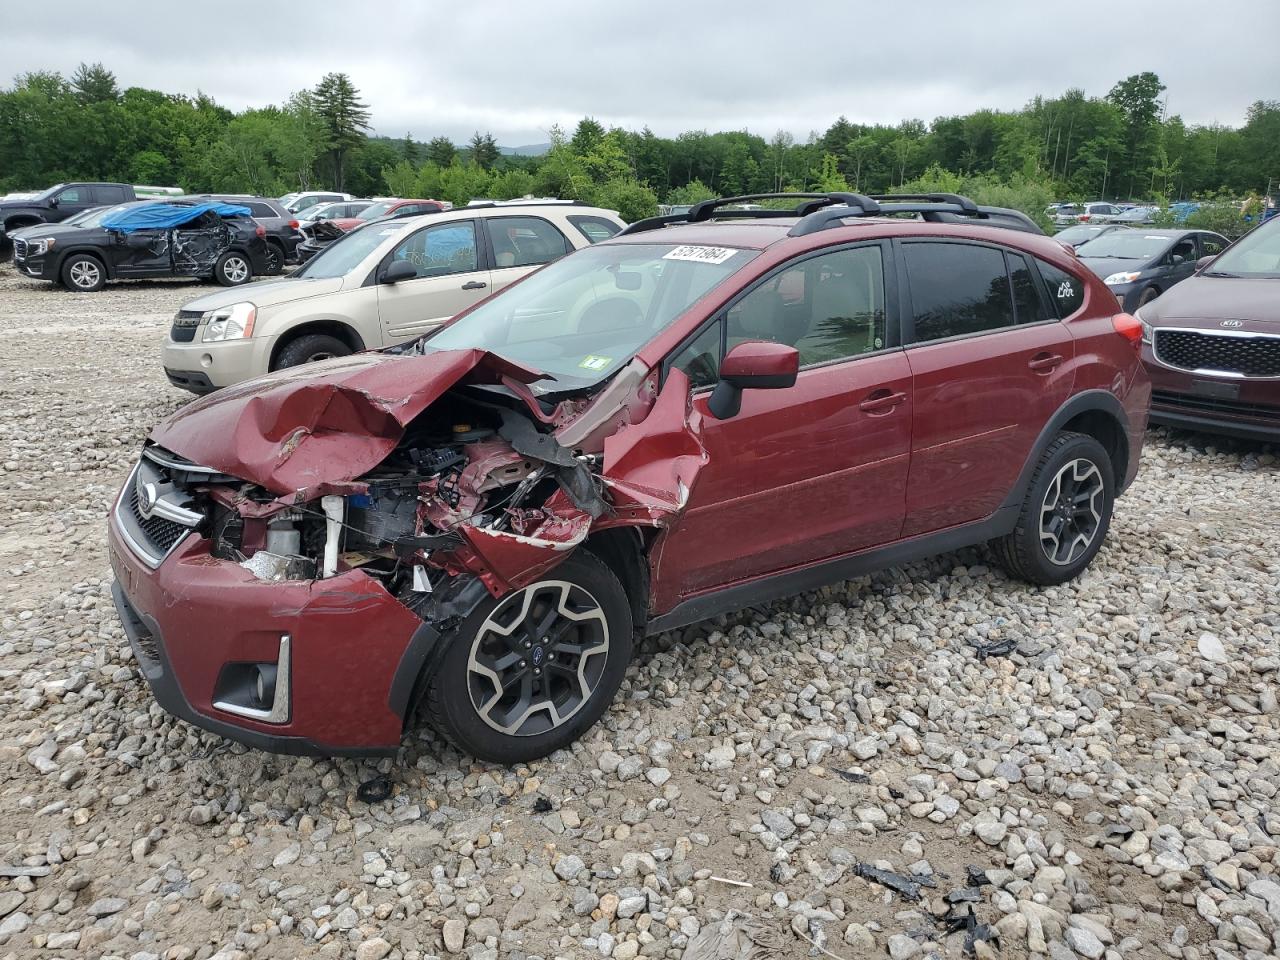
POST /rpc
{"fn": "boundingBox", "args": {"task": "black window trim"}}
[1006,250,1054,326]
[663,238,901,391]
[567,214,623,244]
[896,237,1064,347]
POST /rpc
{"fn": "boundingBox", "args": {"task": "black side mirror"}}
[381,260,418,284]
[48,196,59,207]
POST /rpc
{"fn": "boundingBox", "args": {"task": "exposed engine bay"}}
[129,347,705,625]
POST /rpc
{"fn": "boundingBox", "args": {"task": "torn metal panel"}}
[601,367,708,523]
[442,508,592,595]
[149,348,544,496]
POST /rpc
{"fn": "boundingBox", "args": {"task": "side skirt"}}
[645,505,1019,636]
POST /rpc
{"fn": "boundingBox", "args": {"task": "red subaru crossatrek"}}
[109,192,1150,763]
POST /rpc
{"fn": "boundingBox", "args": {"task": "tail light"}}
[1079,214,1091,222]
[1112,313,1142,351]
[288,219,299,230]
[255,225,266,238]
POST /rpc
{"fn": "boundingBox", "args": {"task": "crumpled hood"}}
[180,276,346,314]
[149,349,543,496]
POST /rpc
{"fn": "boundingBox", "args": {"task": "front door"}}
[897,240,1076,537]
[655,242,913,601]
[375,219,491,343]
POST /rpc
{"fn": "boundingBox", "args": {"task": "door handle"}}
[858,389,907,414]
[461,280,487,290]
[1028,352,1064,372]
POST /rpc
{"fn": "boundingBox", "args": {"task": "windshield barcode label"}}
[663,245,737,265]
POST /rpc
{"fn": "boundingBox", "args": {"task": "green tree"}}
[570,117,606,155]
[426,136,456,167]
[665,179,715,205]
[402,132,419,163]
[467,131,500,171]
[312,72,370,189]
[1107,72,1166,197]
[70,62,119,104]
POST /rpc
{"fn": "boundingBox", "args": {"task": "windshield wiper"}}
[1202,270,1241,278]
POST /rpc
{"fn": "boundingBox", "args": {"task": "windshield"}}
[70,203,133,227]
[358,200,396,220]
[303,204,337,221]
[420,242,759,393]
[294,220,409,279]
[1055,226,1108,243]
[1077,232,1172,260]
[1206,221,1280,279]
[32,183,67,202]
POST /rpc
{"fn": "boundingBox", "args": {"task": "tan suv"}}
[162,203,624,392]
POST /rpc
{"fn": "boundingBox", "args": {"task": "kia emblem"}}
[1220,320,1243,328]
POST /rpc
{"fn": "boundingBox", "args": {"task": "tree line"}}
[2,64,1276,227]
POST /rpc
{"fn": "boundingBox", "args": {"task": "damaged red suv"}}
[109,192,1150,762]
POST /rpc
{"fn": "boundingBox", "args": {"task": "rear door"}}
[483,215,574,296]
[655,241,913,598]
[374,218,490,342]
[898,240,1075,537]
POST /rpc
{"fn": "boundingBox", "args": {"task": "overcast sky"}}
[1,1,1274,145]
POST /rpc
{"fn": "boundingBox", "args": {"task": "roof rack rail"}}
[867,192,980,213]
[618,192,881,236]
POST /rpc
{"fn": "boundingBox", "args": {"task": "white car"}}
[162,202,626,393]
[278,191,355,215]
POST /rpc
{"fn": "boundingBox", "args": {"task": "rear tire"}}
[422,550,633,764]
[60,254,106,292]
[992,431,1114,586]
[214,251,252,286]
[264,242,284,276]
[273,333,351,370]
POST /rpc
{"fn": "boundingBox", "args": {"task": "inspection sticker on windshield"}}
[663,245,737,265]
[579,355,612,371]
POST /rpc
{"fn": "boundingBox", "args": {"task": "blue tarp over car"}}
[100,201,253,234]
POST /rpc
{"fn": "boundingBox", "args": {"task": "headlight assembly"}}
[202,302,257,341]
[1103,271,1141,286]
[27,237,56,256]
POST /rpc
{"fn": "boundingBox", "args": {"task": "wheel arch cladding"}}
[1002,390,1130,511]
[61,248,111,279]
[271,320,367,368]
[582,527,651,629]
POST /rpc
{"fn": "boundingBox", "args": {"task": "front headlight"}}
[202,302,257,341]
[1103,271,1141,285]
[1134,308,1153,344]
[27,237,56,256]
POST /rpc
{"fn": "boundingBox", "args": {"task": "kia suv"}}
[111,192,1150,761]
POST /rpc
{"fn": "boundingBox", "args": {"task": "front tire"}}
[214,251,252,286]
[273,333,351,370]
[60,254,106,292]
[993,431,1114,586]
[1137,286,1160,307]
[422,551,633,764]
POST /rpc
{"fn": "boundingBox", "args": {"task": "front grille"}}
[127,483,189,555]
[13,239,27,258]
[1154,329,1280,378]
[1152,390,1280,420]
[170,309,203,344]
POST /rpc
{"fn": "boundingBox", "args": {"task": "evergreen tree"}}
[70,62,119,104]
[311,72,370,189]
[468,131,500,171]
[426,136,456,167]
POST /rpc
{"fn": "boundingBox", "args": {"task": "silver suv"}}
[162,203,624,393]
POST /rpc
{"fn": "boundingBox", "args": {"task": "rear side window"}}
[1200,234,1227,255]
[1010,253,1049,324]
[94,185,127,203]
[1037,260,1086,318]
[569,215,622,244]
[489,216,570,267]
[246,202,275,217]
[903,242,1014,342]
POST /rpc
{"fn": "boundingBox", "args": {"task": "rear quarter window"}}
[568,215,622,244]
[1037,260,1086,318]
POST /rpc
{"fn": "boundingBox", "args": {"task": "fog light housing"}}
[212,635,292,724]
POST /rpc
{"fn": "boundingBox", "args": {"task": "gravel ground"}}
[1,262,1278,960]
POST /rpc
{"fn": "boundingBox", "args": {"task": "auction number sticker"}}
[662,245,737,265]
[579,355,612,371]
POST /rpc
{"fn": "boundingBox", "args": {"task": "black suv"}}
[13,200,270,292]
[187,194,304,273]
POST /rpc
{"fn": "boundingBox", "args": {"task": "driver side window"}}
[390,221,478,278]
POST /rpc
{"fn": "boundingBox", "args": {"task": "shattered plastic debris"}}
[968,636,1019,660]
[834,769,871,784]
[966,865,992,887]
[355,776,392,803]
[239,550,310,582]
[943,904,1000,955]
[531,796,553,814]
[853,862,937,901]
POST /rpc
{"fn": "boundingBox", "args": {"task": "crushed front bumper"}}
[107,512,424,756]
